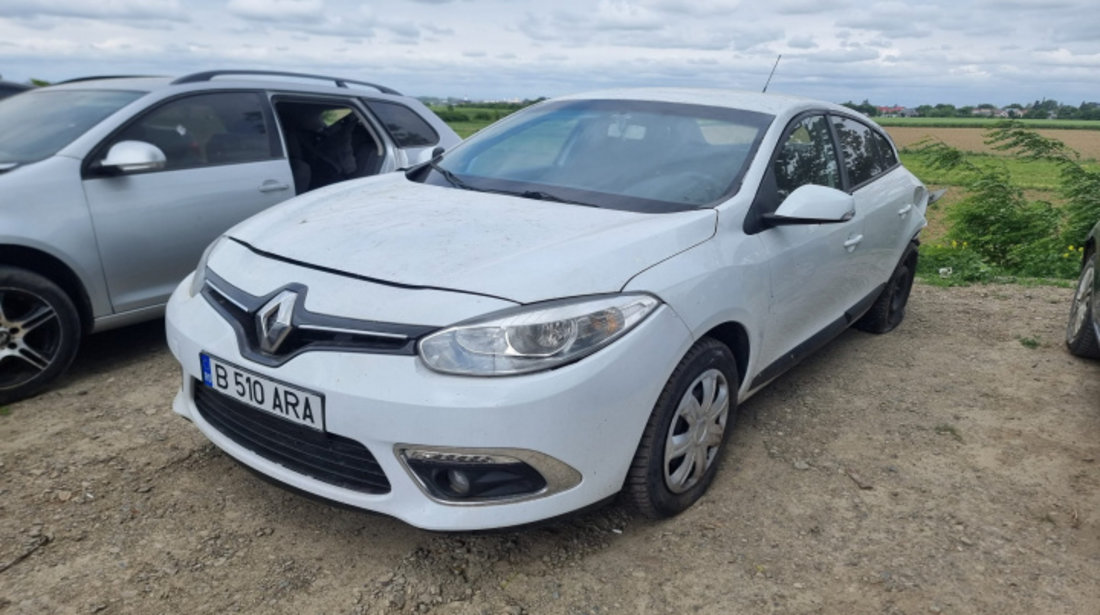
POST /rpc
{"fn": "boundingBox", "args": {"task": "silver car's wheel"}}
[1066,253,1100,358]
[664,368,729,494]
[0,267,81,405]
[627,338,738,519]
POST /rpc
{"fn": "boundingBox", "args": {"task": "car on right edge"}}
[165,89,932,530]
[1066,220,1100,358]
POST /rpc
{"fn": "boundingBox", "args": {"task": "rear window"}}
[364,100,439,147]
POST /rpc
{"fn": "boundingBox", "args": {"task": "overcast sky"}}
[0,0,1097,106]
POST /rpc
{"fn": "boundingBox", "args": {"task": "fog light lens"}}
[401,448,548,502]
[447,469,471,496]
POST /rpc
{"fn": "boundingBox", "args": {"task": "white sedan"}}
[165,89,929,530]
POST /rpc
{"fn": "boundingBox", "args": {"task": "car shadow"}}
[65,319,169,381]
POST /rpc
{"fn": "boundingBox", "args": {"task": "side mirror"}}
[762,184,855,226]
[99,140,166,173]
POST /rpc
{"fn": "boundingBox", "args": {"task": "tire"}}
[856,244,918,334]
[0,266,82,405]
[1066,250,1100,359]
[626,338,738,519]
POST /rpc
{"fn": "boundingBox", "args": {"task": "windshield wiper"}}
[429,160,475,191]
[517,190,596,207]
[0,162,18,173]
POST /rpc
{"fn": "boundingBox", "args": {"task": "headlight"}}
[418,294,660,376]
[188,235,227,297]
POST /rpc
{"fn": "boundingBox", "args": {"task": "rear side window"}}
[830,116,888,187]
[873,131,899,169]
[363,100,439,147]
[109,92,276,171]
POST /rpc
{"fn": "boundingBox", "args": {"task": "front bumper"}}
[165,275,693,530]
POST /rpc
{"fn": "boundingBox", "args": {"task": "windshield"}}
[0,89,145,164]
[432,99,773,212]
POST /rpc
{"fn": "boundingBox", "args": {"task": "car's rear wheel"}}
[856,245,918,334]
[626,338,738,519]
[1066,250,1100,358]
[0,267,82,405]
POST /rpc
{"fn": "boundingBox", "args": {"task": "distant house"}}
[876,105,915,118]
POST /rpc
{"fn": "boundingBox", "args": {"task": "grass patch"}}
[0,405,10,416]
[900,152,1099,191]
[934,423,964,442]
[1018,336,1041,349]
[443,120,491,138]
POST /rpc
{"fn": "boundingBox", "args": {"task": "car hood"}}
[229,174,717,304]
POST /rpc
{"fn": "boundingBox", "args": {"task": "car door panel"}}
[83,160,294,312]
[751,113,867,368]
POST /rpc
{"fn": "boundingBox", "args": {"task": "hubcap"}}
[1068,260,1094,340]
[0,289,62,391]
[664,368,730,494]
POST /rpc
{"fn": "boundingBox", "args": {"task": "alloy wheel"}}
[0,288,63,391]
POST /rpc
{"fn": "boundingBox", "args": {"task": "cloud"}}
[787,36,816,49]
[643,0,743,17]
[227,0,325,23]
[3,0,185,21]
[773,0,848,14]
[0,0,1099,107]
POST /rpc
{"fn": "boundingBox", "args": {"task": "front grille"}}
[194,381,391,494]
[200,272,438,367]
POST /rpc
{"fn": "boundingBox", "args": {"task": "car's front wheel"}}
[1066,249,1100,358]
[0,266,82,405]
[626,338,738,519]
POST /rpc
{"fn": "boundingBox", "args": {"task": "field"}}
[884,125,1100,160]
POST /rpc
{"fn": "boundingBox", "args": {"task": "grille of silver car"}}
[193,382,391,494]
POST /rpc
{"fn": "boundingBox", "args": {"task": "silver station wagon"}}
[0,70,460,404]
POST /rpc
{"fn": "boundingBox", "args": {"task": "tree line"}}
[842,98,1100,120]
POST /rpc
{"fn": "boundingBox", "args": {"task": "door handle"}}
[897,204,913,216]
[843,234,864,251]
[259,180,290,193]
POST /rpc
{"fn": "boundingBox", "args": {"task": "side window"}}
[774,114,839,203]
[274,100,383,193]
[363,100,439,147]
[831,116,882,187]
[873,131,898,169]
[111,92,274,171]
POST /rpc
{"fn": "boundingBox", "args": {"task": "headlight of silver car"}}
[188,235,227,297]
[418,294,660,376]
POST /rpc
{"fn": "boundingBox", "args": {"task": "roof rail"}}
[170,70,402,95]
[58,75,159,84]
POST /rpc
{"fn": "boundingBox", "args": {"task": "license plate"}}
[200,353,325,432]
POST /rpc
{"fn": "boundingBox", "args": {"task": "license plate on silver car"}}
[200,353,325,431]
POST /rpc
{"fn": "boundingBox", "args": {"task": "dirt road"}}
[2,282,1098,614]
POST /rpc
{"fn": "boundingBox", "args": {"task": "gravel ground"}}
[2,281,1098,615]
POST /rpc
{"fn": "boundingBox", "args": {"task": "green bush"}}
[434,110,470,122]
[910,123,1095,281]
[985,123,1100,246]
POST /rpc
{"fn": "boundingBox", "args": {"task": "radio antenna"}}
[762,54,782,93]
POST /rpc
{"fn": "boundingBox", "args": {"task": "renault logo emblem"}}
[257,290,297,354]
